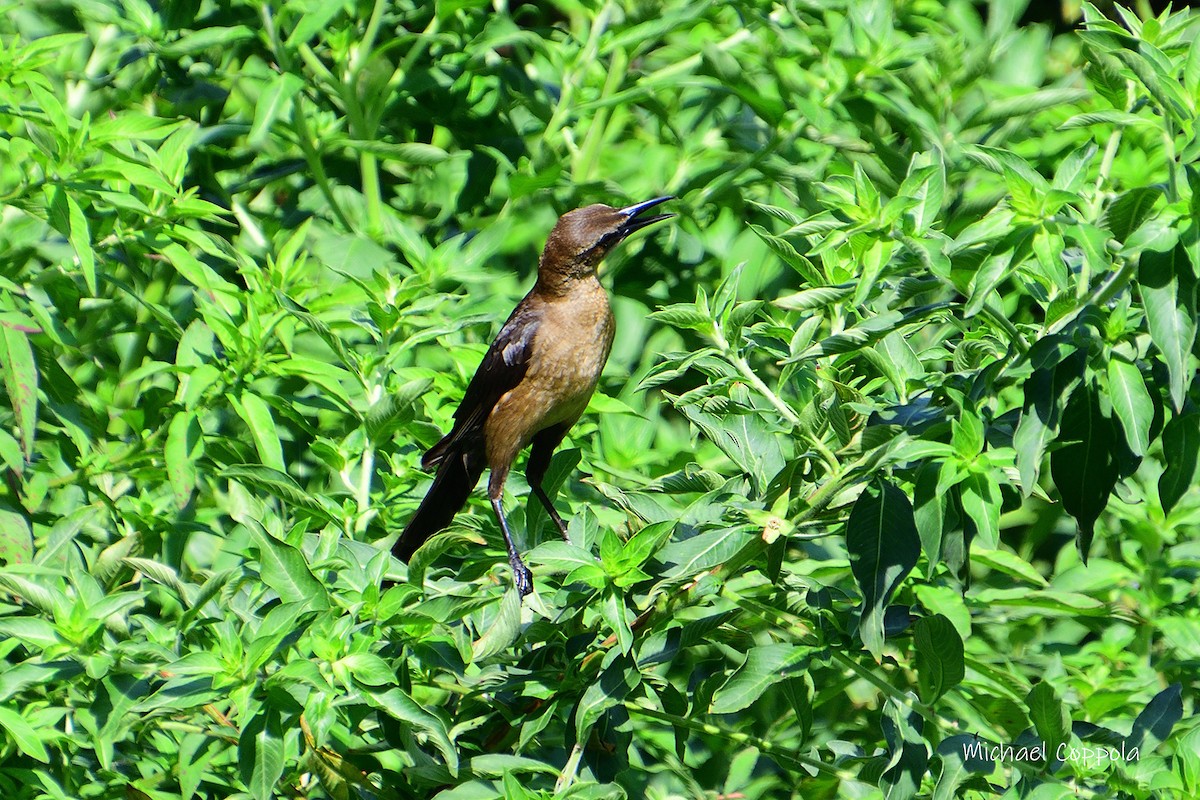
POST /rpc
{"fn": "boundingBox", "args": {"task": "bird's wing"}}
[422,298,540,469]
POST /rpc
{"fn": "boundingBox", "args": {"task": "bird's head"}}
[540,196,674,281]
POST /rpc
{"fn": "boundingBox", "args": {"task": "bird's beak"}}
[617,195,675,235]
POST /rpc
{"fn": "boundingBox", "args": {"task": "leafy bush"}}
[1,1,1198,798]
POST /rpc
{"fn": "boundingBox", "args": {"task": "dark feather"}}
[422,299,540,469]
[395,298,541,562]
[393,449,485,562]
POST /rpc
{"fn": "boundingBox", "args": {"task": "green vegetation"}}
[2,0,1199,797]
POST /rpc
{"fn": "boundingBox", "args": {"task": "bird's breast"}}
[526,285,615,422]
[486,281,615,451]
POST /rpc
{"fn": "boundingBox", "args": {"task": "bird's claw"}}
[511,558,534,597]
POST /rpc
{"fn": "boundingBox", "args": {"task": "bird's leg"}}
[527,425,571,541]
[490,494,533,597]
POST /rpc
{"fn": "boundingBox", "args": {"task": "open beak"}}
[617,195,675,236]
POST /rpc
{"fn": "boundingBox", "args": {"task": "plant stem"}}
[625,702,859,781]
[828,650,946,730]
[710,322,801,427]
[979,300,1030,354]
[262,6,354,232]
[540,2,613,163]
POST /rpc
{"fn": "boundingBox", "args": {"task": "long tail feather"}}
[393,448,484,562]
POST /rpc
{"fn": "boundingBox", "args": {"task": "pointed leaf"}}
[709,644,809,714]
[1050,382,1120,560]
[846,477,920,658]
[1159,411,1200,515]
[0,325,37,461]
[1138,242,1198,411]
[243,521,330,610]
[238,707,285,800]
[1027,682,1069,755]
[913,615,965,703]
[1126,683,1183,754]
[1106,358,1153,456]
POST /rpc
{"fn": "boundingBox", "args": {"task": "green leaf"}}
[472,587,522,662]
[852,238,894,306]
[1050,382,1121,560]
[972,549,1047,587]
[599,586,634,653]
[288,3,344,43]
[363,688,458,776]
[63,191,97,295]
[223,464,333,522]
[574,656,639,745]
[165,411,203,509]
[0,705,50,762]
[160,25,256,57]
[0,509,33,566]
[676,404,785,496]
[774,284,853,310]
[959,471,1001,549]
[243,520,330,611]
[466,754,560,777]
[365,378,433,441]
[1058,110,1152,129]
[747,224,824,285]
[1112,44,1191,125]
[781,674,814,744]
[971,87,1090,126]
[709,643,808,714]
[965,145,1048,192]
[1014,348,1085,496]
[964,248,1015,319]
[1105,357,1153,457]
[1026,682,1069,756]
[794,305,945,360]
[620,521,675,570]
[233,392,286,472]
[161,242,240,299]
[1159,411,1200,515]
[912,461,945,567]
[898,157,944,234]
[44,184,95,293]
[337,653,395,687]
[648,304,712,331]
[1125,683,1182,754]
[91,112,184,143]
[846,477,920,659]
[238,707,284,800]
[1138,242,1198,411]
[527,541,596,573]
[249,72,304,149]
[1103,187,1162,242]
[934,735,995,800]
[657,528,753,580]
[912,615,964,702]
[1186,28,1200,101]
[343,140,451,165]
[275,292,357,372]
[1052,143,1097,193]
[0,324,37,461]
[0,617,61,649]
[972,588,1105,615]
[880,697,928,800]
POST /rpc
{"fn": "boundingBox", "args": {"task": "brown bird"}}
[394,197,674,596]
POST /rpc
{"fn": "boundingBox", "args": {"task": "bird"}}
[394,196,674,596]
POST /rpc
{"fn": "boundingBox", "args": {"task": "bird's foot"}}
[511,556,534,597]
[549,511,571,542]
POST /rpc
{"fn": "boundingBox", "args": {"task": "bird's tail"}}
[393,445,484,563]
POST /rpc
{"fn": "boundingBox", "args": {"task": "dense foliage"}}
[1,0,1198,798]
